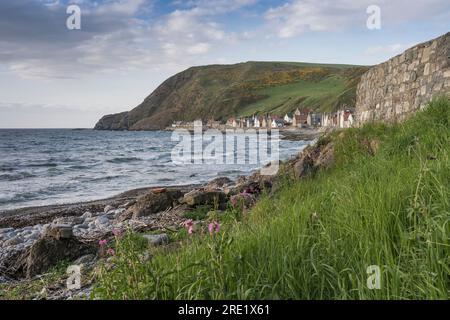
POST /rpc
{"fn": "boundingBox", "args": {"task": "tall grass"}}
[94,98,450,300]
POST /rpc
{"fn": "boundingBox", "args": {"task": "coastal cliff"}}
[94,61,367,131]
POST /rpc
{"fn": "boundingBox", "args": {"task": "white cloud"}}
[365,43,412,56]
[0,0,256,79]
[265,0,450,38]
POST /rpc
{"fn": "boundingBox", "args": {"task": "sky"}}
[0,0,449,128]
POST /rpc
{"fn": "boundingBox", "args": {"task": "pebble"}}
[5,236,24,246]
[104,205,115,213]
[95,216,110,226]
[81,211,93,219]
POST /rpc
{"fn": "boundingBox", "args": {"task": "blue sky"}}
[0,0,449,128]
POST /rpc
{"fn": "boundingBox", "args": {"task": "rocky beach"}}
[0,128,323,299]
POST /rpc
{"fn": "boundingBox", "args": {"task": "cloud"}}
[265,0,450,38]
[0,0,156,78]
[0,0,257,79]
[365,43,412,56]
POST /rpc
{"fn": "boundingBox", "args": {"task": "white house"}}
[254,117,260,128]
[284,114,293,124]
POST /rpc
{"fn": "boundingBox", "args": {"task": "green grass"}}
[93,98,450,300]
[238,75,349,116]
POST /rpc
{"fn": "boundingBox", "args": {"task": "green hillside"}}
[94,61,368,130]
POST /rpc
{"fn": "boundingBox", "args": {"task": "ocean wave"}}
[106,157,143,164]
[0,171,36,181]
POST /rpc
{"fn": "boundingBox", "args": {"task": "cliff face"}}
[94,61,367,131]
[356,32,450,125]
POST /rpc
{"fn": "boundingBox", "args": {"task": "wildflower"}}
[99,239,107,246]
[112,228,122,237]
[208,221,221,235]
[183,219,195,235]
[107,248,115,256]
[183,219,194,228]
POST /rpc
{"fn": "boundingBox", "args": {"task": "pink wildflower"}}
[99,239,107,246]
[107,248,115,256]
[208,222,221,235]
[183,219,195,235]
[183,219,194,228]
[112,228,122,237]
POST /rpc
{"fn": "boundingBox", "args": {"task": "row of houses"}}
[170,108,355,130]
[226,108,355,129]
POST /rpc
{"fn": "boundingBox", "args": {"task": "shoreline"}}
[0,128,323,228]
[0,184,200,229]
[0,127,325,299]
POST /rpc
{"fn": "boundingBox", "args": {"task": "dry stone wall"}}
[356,32,450,124]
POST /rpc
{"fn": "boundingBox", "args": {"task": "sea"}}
[0,129,309,212]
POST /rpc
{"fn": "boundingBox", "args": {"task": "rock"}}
[94,216,110,227]
[292,140,334,179]
[119,201,135,209]
[21,235,96,278]
[0,228,14,234]
[45,224,73,240]
[182,190,227,207]
[5,236,24,246]
[293,154,315,179]
[127,190,181,219]
[223,185,238,196]
[52,216,84,227]
[230,193,257,210]
[204,177,232,191]
[151,188,167,194]
[142,234,169,246]
[74,223,89,229]
[28,232,41,241]
[81,211,93,219]
[73,254,96,266]
[105,208,124,219]
[104,205,115,213]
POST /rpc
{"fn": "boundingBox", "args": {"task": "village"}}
[169,107,355,131]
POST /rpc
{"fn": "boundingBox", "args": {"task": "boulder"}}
[182,190,227,208]
[142,234,170,246]
[3,225,96,279]
[204,177,232,191]
[45,224,73,240]
[127,190,182,219]
[292,140,334,179]
[52,216,84,227]
[22,235,95,278]
[230,193,257,210]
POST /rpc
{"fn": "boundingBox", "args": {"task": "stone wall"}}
[356,32,450,125]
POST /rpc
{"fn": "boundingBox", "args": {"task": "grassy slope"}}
[96,61,367,130]
[228,62,367,117]
[94,98,449,300]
